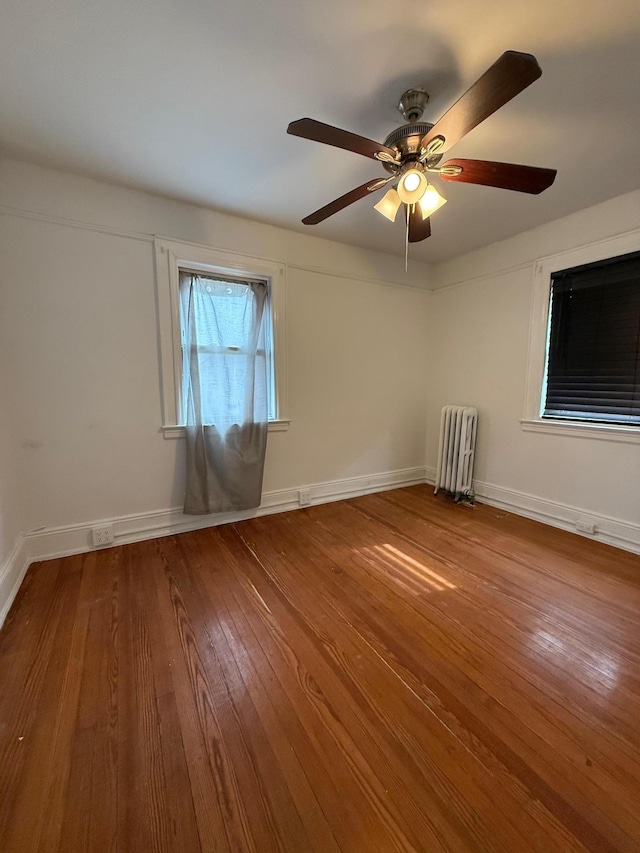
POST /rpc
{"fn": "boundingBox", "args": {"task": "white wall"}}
[429,190,640,544]
[0,159,432,549]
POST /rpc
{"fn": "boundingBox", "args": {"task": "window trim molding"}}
[154,237,289,435]
[522,229,640,441]
[519,418,640,444]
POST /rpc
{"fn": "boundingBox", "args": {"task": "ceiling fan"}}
[287,51,557,246]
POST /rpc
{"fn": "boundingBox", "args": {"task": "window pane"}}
[544,251,640,425]
[179,272,274,426]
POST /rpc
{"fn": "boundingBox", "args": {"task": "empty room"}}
[1,0,640,850]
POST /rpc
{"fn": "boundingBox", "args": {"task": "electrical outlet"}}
[575,520,596,535]
[298,489,312,507]
[92,525,115,547]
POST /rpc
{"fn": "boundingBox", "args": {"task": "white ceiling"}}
[2,0,640,262]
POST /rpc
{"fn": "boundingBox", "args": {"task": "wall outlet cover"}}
[92,525,115,547]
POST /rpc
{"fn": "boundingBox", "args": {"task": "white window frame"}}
[154,237,289,438]
[522,229,640,444]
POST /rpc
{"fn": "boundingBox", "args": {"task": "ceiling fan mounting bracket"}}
[398,88,430,123]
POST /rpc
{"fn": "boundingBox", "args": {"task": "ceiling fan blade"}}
[288,118,398,162]
[420,51,542,155]
[301,178,390,225]
[440,159,557,194]
[408,206,431,243]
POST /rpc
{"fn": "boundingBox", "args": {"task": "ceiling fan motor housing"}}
[382,122,434,172]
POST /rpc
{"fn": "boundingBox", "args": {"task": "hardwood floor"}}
[1,486,640,852]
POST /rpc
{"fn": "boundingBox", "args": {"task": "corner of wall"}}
[0,535,29,630]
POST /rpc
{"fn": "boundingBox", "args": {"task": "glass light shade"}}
[374,188,402,222]
[418,185,447,218]
[403,172,421,192]
[397,168,428,204]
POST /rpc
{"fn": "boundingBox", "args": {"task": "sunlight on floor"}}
[360,543,457,593]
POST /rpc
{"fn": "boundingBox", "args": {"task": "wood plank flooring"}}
[1,485,640,852]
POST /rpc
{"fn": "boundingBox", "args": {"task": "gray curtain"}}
[180,272,268,514]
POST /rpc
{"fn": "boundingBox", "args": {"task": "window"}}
[543,251,640,426]
[522,231,640,443]
[154,238,288,437]
[179,271,274,426]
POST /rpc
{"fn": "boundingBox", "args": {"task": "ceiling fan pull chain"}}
[405,205,410,273]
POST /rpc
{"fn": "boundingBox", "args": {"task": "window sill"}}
[520,418,640,444]
[162,419,290,439]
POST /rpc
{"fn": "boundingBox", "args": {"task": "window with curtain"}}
[543,250,640,425]
[154,238,288,444]
[178,271,275,429]
[179,271,271,514]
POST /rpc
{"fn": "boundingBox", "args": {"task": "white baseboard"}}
[425,466,640,555]
[0,466,426,629]
[0,536,30,630]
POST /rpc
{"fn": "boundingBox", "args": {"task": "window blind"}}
[544,250,640,425]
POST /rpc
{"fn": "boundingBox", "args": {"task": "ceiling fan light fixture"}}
[397,167,428,204]
[288,51,555,249]
[403,172,421,192]
[374,188,402,222]
[418,184,447,218]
